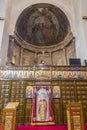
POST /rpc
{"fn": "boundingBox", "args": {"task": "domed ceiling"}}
[15,3,70,46]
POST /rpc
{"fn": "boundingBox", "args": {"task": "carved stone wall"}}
[66,39,76,65]
[52,50,66,65]
[12,44,20,65]
[22,50,35,66]
[8,38,76,66]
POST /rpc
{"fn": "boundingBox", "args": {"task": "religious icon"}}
[30,8,58,46]
[18,71,23,78]
[28,71,34,78]
[13,71,18,78]
[2,71,9,79]
[53,86,60,98]
[31,87,55,125]
[38,93,47,121]
[23,71,28,78]
[52,71,57,78]
[36,89,49,122]
[8,71,13,79]
[26,86,33,98]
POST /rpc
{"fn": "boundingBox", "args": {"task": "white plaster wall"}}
[0,0,6,18]
[0,0,13,65]
[72,0,87,65]
[0,21,4,50]
[81,0,87,41]
[81,0,87,62]
[82,21,87,49]
[81,0,87,15]
[0,0,6,64]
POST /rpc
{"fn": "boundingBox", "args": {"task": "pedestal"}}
[67,102,84,130]
[2,102,19,130]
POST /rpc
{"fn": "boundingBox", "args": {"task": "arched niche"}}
[8,3,76,66]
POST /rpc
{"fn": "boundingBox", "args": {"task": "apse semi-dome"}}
[15,3,70,46]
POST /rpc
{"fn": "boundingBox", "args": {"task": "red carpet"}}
[0,125,87,130]
[18,126,67,130]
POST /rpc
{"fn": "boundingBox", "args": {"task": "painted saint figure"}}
[38,93,47,121]
[31,10,57,46]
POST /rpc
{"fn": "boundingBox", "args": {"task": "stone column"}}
[72,37,76,57]
[9,37,14,62]
[63,47,67,65]
[50,51,52,65]
[20,47,23,65]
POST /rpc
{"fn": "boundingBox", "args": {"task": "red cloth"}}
[18,126,68,130]
[31,86,55,125]
[0,125,87,130]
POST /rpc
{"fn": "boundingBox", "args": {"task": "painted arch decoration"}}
[15,3,70,46]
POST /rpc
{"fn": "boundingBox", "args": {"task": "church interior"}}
[0,0,87,130]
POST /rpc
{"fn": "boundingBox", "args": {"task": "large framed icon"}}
[31,86,55,125]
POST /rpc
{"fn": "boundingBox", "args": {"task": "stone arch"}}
[9,1,75,36]
[15,3,71,46]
